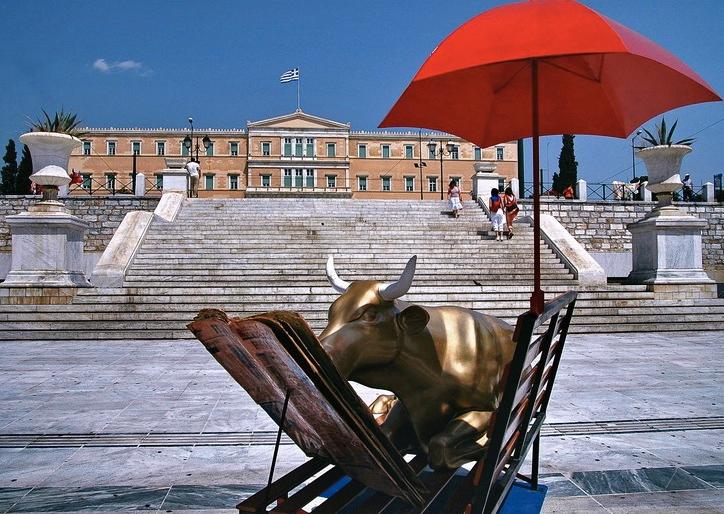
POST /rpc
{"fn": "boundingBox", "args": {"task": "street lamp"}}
[183,117,211,162]
[631,129,642,181]
[427,140,455,200]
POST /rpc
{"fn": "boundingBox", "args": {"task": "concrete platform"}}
[0,332,722,513]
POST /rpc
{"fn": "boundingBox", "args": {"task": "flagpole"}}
[297,69,301,111]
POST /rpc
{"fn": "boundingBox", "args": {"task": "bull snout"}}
[319,331,357,379]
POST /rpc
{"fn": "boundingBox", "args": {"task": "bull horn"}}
[379,255,417,301]
[326,255,351,293]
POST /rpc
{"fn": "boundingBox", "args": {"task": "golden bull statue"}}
[320,255,516,470]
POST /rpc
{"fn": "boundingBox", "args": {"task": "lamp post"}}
[427,140,455,200]
[413,130,426,200]
[631,129,642,181]
[182,117,211,162]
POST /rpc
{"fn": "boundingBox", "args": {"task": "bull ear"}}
[397,305,429,335]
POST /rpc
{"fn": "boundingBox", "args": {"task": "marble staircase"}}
[1,198,722,340]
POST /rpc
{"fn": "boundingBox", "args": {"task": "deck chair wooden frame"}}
[237,291,578,514]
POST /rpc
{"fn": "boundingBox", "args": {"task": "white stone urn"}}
[636,144,691,205]
[19,132,81,206]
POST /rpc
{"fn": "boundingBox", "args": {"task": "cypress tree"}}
[552,134,578,194]
[1,139,18,194]
[16,145,33,195]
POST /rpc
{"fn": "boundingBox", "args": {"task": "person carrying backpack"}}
[489,188,505,241]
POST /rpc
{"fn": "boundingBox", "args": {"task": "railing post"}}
[510,178,520,198]
[135,173,146,196]
[575,179,587,201]
[703,182,715,203]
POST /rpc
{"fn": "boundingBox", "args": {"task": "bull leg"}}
[378,398,421,453]
[427,410,494,470]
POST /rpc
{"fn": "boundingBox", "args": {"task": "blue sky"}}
[0,0,721,186]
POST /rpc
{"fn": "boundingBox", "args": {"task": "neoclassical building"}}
[69,110,517,198]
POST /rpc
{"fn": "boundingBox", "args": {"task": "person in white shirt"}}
[185,159,201,198]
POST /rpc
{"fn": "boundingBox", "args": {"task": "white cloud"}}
[92,58,149,75]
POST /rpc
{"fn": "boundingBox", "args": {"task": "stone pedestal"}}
[3,211,91,288]
[472,162,503,201]
[161,168,189,195]
[627,206,712,285]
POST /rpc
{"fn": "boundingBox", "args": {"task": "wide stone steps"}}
[3,197,720,340]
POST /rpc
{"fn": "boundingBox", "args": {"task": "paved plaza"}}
[0,331,722,513]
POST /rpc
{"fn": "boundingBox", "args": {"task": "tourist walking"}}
[489,188,505,241]
[447,179,463,218]
[185,159,201,198]
[682,173,693,202]
[503,186,519,239]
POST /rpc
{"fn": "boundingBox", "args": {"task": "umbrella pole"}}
[531,59,544,314]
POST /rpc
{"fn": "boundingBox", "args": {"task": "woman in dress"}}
[503,186,519,239]
[489,188,505,241]
[448,179,463,218]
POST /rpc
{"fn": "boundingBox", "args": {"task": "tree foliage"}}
[16,145,33,195]
[1,139,18,194]
[28,108,86,137]
[552,134,578,194]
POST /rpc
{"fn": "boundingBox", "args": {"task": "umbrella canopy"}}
[380,0,720,313]
[380,0,720,148]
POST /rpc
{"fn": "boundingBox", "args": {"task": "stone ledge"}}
[0,286,78,304]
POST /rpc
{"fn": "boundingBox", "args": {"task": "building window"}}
[105,173,116,190]
[306,138,315,157]
[205,174,214,190]
[305,169,314,188]
[262,174,271,187]
[326,143,336,157]
[156,141,165,156]
[358,176,368,191]
[405,176,414,192]
[81,174,92,189]
[496,146,504,160]
[181,141,189,156]
[381,144,390,159]
[474,147,481,160]
[294,138,303,157]
[82,141,91,155]
[229,174,239,190]
[260,142,270,156]
[428,176,438,192]
[405,145,414,159]
[428,145,436,159]
[294,169,303,187]
[283,138,292,157]
[131,141,141,155]
[382,176,391,191]
[283,169,292,187]
[230,142,239,156]
[206,142,214,157]
[326,175,336,188]
[107,141,116,156]
[155,174,163,189]
[450,145,459,159]
[451,176,462,188]
[358,144,367,158]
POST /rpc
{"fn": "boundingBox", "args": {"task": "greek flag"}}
[280,68,299,83]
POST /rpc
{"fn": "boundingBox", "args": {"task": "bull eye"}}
[357,307,377,322]
[360,307,378,322]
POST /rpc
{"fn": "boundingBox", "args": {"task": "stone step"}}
[71,291,655,304]
[3,320,723,341]
[4,302,722,323]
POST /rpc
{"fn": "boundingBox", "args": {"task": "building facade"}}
[69,110,517,198]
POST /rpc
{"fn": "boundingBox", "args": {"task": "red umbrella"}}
[380,0,720,313]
